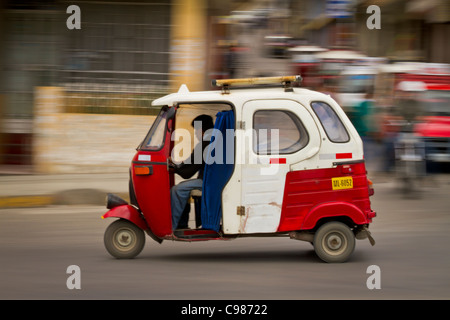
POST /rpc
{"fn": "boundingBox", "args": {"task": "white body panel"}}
[236,99,321,234]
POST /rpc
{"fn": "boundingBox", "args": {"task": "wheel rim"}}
[322,231,347,256]
[113,228,136,251]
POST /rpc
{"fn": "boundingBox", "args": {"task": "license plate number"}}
[332,177,353,190]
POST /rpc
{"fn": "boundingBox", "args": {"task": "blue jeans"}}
[170,179,202,230]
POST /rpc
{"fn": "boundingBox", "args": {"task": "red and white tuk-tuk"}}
[102,76,376,263]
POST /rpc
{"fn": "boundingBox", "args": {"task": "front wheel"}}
[104,219,145,259]
[313,222,355,263]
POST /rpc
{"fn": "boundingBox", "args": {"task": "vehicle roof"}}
[152,86,333,108]
[378,62,450,75]
[288,45,328,53]
[315,50,366,60]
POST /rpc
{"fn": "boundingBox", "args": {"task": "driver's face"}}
[194,127,203,140]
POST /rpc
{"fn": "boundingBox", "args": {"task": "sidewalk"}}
[1,166,448,209]
[0,172,130,208]
[0,169,391,209]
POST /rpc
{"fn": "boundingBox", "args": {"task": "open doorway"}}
[170,103,235,234]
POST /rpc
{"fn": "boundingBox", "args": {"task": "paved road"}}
[1,177,449,300]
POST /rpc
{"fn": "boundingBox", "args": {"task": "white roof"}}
[378,62,450,75]
[316,50,366,60]
[152,86,331,108]
[397,81,427,92]
[340,66,378,75]
[378,63,417,74]
[288,45,328,53]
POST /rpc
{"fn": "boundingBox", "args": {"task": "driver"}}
[169,114,214,230]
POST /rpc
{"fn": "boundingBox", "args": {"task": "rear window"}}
[311,101,349,143]
[253,110,309,154]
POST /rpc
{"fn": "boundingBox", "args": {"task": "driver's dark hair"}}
[191,114,214,131]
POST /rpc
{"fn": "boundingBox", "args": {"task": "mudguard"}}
[301,201,369,230]
[102,205,148,231]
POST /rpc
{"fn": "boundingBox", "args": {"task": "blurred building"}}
[355,0,449,63]
[0,0,171,171]
[0,0,448,172]
[290,0,449,63]
[0,0,231,172]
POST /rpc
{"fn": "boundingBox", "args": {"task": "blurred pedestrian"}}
[353,89,376,161]
[353,90,374,136]
[395,81,425,130]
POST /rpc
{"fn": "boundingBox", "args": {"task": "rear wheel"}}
[104,219,145,259]
[313,222,355,263]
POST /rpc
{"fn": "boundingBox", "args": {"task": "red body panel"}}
[278,161,374,232]
[102,205,148,231]
[399,74,450,86]
[301,202,368,230]
[131,129,173,238]
[415,116,450,138]
[417,84,450,138]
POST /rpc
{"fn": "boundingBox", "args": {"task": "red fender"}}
[102,205,148,231]
[301,201,369,230]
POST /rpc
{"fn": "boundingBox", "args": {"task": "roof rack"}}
[212,75,302,94]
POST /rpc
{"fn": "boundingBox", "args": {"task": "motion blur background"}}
[0,0,448,175]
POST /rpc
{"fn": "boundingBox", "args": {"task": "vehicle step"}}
[174,229,220,239]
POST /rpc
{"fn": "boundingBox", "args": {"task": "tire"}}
[104,219,145,259]
[313,222,355,263]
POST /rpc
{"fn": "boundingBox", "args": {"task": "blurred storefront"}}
[355,0,449,63]
[290,0,449,64]
[0,2,61,171]
[0,0,219,173]
[0,0,448,173]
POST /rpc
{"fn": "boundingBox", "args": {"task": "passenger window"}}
[311,101,349,143]
[253,110,309,154]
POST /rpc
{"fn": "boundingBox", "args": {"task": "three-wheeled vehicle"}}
[102,75,376,263]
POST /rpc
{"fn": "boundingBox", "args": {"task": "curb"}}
[0,189,129,208]
[0,195,55,208]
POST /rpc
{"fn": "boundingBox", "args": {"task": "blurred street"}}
[1,172,450,299]
[0,0,449,302]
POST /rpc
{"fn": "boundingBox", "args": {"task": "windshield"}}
[139,107,168,150]
[423,90,450,117]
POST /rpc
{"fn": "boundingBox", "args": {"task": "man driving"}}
[169,114,214,230]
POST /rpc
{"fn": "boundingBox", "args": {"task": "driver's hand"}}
[168,157,176,169]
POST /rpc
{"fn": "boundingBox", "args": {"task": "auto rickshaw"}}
[102,75,376,263]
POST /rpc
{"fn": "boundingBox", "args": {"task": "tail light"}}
[367,178,374,196]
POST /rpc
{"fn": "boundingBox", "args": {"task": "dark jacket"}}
[173,139,211,180]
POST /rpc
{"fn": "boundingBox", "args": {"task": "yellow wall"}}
[170,0,207,92]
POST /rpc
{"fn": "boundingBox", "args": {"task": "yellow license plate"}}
[332,177,353,190]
